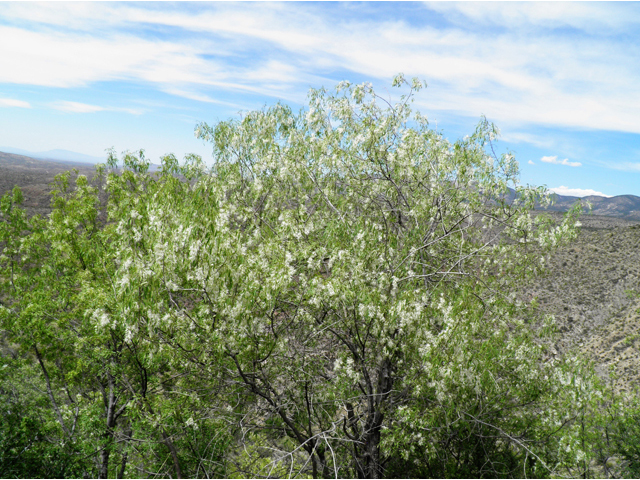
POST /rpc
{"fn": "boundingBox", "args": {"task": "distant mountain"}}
[0,147,165,171]
[0,146,105,164]
[542,192,640,220]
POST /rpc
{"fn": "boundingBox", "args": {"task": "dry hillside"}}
[0,151,97,217]
[527,213,640,393]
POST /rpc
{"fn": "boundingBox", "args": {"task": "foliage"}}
[0,355,91,477]
[597,391,640,478]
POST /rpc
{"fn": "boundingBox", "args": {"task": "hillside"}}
[0,151,97,216]
[525,213,640,393]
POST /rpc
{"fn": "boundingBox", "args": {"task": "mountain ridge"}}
[0,146,105,164]
[541,191,640,220]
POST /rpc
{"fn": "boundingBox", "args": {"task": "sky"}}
[1,2,640,198]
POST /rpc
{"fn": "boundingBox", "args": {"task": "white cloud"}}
[160,88,244,109]
[0,24,224,88]
[528,160,535,165]
[540,155,582,167]
[0,98,30,108]
[51,101,104,113]
[50,101,142,115]
[549,186,612,198]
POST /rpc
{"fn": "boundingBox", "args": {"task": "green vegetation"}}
[1,76,638,478]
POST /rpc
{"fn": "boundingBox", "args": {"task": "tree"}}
[0,168,189,478]
[105,75,597,478]
[0,181,98,476]
[2,74,614,478]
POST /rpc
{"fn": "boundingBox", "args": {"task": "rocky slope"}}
[527,213,640,393]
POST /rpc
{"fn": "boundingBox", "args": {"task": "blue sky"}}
[1,2,640,197]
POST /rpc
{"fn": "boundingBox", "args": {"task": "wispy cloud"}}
[50,101,142,115]
[549,186,612,198]
[0,1,639,195]
[51,101,104,113]
[607,162,640,173]
[0,97,30,108]
[160,88,252,110]
[425,2,640,32]
[0,24,223,89]
[500,131,556,150]
[541,155,582,167]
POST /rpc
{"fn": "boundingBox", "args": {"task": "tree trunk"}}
[162,428,183,479]
[358,357,394,479]
[99,372,118,479]
[34,345,70,437]
[361,414,384,479]
[117,425,132,479]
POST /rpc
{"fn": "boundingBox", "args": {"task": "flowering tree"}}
[102,75,599,478]
[2,75,615,478]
